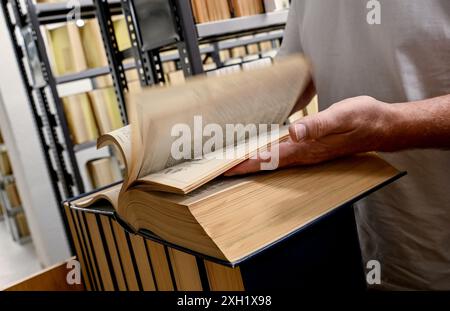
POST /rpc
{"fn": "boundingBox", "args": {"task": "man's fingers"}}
[224,158,264,176]
[225,141,302,176]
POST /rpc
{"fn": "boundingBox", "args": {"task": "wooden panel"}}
[4,257,85,291]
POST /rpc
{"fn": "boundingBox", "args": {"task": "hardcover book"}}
[66,55,402,264]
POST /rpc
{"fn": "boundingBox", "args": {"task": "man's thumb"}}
[290,116,330,142]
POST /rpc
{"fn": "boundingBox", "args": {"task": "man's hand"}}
[225,96,398,176]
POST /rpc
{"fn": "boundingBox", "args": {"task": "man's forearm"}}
[381,94,450,151]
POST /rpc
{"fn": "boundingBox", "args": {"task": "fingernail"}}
[294,123,306,141]
[259,151,271,161]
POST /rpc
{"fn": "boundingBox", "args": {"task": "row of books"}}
[61,56,189,147]
[45,17,131,76]
[4,181,31,238]
[64,205,245,290]
[0,128,31,240]
[60,37,280,145]
[216,36,280,61]
[191,0,290,23]
[62,87,124,145]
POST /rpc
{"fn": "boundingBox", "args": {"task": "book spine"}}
[98,215,128,290]
[128,234,157,290]
[64,206,94,290]
[77,211,104,290]
[84,213,116,290]
[64,207,245,291]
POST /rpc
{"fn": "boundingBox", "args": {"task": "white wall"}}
[0,6,71,266]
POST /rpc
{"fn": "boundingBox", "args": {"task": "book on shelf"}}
[79,19,109,69]
[246,42,260,55]
[230,46,247,58]
[15,212,30,238]
[87,157,122,189]
[88,87,124,136]
[66,55,402,264]
[127,80,143,94]
[231,0,264,17]
[192,0,269,23]
[5,182,21,208]
[219,49,231,62]
[46,22,88,76]
[162,59,177,74]
[259,40,274,52]
[191,0,210,23]
[0,150,12,175]
[166,70,186,86]
[113,16,132,51]
[93,74,114,89]
[205,0,231,21]
[62,93,99,145]
[124,58,140,83]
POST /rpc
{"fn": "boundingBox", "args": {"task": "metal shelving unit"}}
[1,0,287,206]
[0,162,31,244]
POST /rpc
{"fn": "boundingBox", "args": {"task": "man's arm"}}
[226,94,450,175]
[379,95,450,150]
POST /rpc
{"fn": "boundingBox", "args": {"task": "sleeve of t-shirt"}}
[277,0,304,57]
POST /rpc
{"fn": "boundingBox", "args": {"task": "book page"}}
[129,54,310,181]
[71,182,122,210]
[138,126,289,193]
[97,125,132,182]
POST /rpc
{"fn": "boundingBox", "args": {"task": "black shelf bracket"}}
[170,0,203,77]
[93,0,128,124]
[121,0,165,86]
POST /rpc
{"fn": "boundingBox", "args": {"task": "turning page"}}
[129,54,311,182]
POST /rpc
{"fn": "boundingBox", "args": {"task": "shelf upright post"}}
[210,42,223,68]
[92,0,129,123]
[170,0,203,76]
[26,0,84,196]
[121,0,165,86]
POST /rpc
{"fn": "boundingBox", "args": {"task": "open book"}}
[67,55,403,263]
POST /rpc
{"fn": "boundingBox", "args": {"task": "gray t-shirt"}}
[279,0,450,290]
